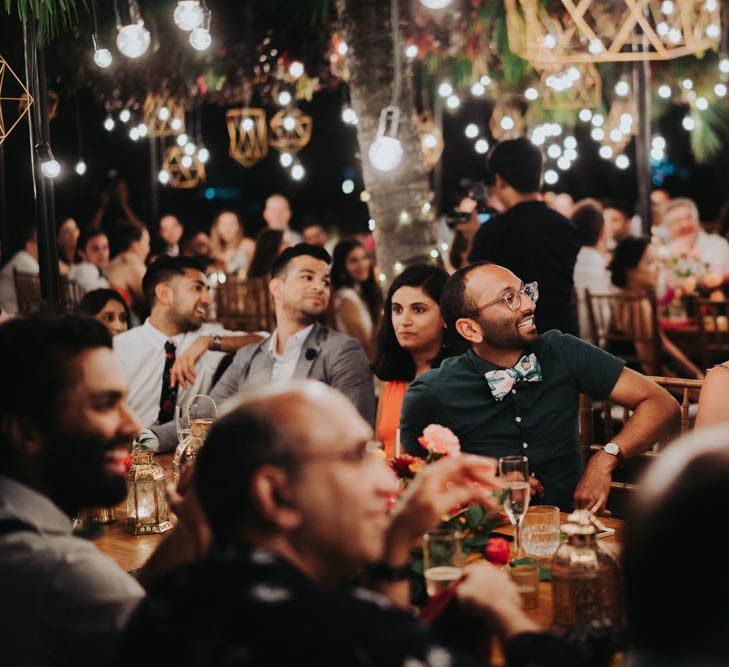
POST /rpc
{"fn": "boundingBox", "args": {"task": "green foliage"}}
[3,0,91,44]
[691,102,729,164]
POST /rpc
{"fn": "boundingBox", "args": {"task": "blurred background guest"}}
[157,214,184,257]
[263,193,301,245]
[373,264,464,456]
[210,210,255,276]
[301,221,334,254]
[602,199,633,253]
[79,288,130,336]
[57,217,80,276]
[182,231,226,272]
[331,238,383,362]
[247,228,288,280]
[0,226,38,315]
[69,228,110,293]
[106,223,150,311]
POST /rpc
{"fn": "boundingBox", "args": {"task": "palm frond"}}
[691,102,729,163]
[3,0,91,44]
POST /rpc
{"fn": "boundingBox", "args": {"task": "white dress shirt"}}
[268,324,314,382]
[0,251,39,314]
[695,230,729,276]
[114,319,243,428]
[573,246,611,340]
[68,261,109,293]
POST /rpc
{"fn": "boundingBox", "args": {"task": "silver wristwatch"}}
[602,442,622,464]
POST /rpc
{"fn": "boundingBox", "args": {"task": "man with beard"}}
[400,262,678,513]
[114,256,263,430]
[149,244,375,453]
[0,316,144,666]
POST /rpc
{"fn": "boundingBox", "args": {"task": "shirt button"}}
[515,417,522,423]
[522,442,528,449]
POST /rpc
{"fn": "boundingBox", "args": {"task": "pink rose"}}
[418,424,461,456]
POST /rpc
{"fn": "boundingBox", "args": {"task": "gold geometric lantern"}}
[161,145,206,189]
[505,0,721,65]
[143,93,186,138]
[540,62,602,110]
[489,100,526,141]
[269,108,313,154]
[0,55,33,145]
[226,107,268,167]
[603,97,638,159]
[124,449,172,535]
[417,111,444,172]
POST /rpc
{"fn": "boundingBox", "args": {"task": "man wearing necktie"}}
[400,262,678,513]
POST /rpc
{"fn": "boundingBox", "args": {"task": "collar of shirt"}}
[465,346,537,373]
[268,324,314,363]
[142,318,186,347]
[0,475,72,536]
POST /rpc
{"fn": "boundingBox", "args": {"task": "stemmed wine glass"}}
[499,455,530,558]
[175,404,191,445]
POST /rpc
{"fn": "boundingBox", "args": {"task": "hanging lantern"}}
[124,449,172,535]
[417,111,444,172]
[540,62,602,110]
[489,100,525,141]
[161,144,206,188]
[0,54,33,146]
[505,0,721,65]
[226,107,268,167]
[603,97,638,159]
[142,94,186,138]
[269,107,313,154]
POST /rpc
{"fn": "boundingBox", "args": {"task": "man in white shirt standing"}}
[68,228,111,293]
[263,193,302,245]
[114,256,262,429]
[0,226,39,314]
[664,197,729,276]
[571,199,611,340]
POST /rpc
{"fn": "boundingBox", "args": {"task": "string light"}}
[341,179,354,194]
[291,162,305,180]
[280,152,293,168]
[446,95,460,110]
[38,145,61,179]
[184,143,196,156]
[696,96,708,110]
[588,39,604,54]
[137,123,148,138]
[177,133,189,146]
[129,126,140,141]
[682,115,695,131]
[438,81,453,98]
[564,148,577,161]
[682,79,693,90]
[181,155,193,168]
[658,84,672,98]
[197,147,210,163]
[289,61,304,78]
[405,44,418,59]
[720,58,729,74]
[544,169,558,185]
[393,261,404,272]
[92,34,112,68]
[368,218,376,231]
[578,108,593,122]
[543,34,557,49]
[379,273,387,283]
[599,145,613,159]
[591,113,604,127]
[158,169,170,184]
[116,0,151,59]
[430,249,439,259]
[470,82,485,96]
[419,0,452,9]
[475,138,489,154]
[715,83,727,97]
[369,107,403,172]
[189,8,212,51]
[278,91,292,106]
[171,118,183,131]
[75,160,87,175]
[591,127,604,141]
[564,136,577,150]
[500,116,515,131]
[398,210,411,224]
[614,80,630,96]
[465,123,479,138]
[173,1,204,31]
[524,87,538,101]
[342,106,358,125]
[104,116,115,131]
[615,154,630,169]
[557,156,571,170]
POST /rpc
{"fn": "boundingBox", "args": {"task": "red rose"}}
[484,537,511,565]
[389,454,420,479]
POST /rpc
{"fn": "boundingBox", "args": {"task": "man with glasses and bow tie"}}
[400,262,678,513]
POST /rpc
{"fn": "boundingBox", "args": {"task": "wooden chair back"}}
[695,298,729,370]
[13,269,86,315]
[585,289,662,373]
[579,375,702,493]
[215,277,275,332]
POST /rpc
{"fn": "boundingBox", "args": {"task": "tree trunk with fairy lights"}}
[336,0,436,286]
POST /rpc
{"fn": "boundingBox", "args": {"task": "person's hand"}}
[457,563,538,639]
[166,463,211,557]
[115,180,130,204]
[529,475,544,498]
[99,190,110,207]
[572,452,615,516]
[170,337,211,388]
[385,455,500,562]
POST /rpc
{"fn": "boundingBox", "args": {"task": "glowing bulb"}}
[423,133,438,149]
[171,118,183,131]
[564,148,577,161]
[103,116,115,131]
[405,44,418,59]
[544,169,558,185]
[599,146,613,159]
[278,91,292,106]
[241,118,254,132]
[289,61,304,78]
[197,147,210,163]
[615,80,630,96]
[543,34,557,49]
[591,127,605,141]
[682,79,693,90]
[720,59,729,74]
[588,39,604,54]
[651,148,665,161]
[119,109,131,123]
[652,136,666,150]
[591,113,604,127]
[547,144,561,159]
[579,108,593,122]
[129,127,140,141]
[94,48,112,69]
[446,94,460,110]
[279,152,293,167]
[181,155,193,168]
[156,107,170,122]
[706,24,720,39]
[557,156,571,170]
[368,218,376,231]
[564,136,577,150]
[668,28,681,44]
[75,160,87,175]
[419,0,452,8]
[394,261,404,272]
[291,163,305,180]
[368,136,403,172]
[137,123,148,138]
[341,179,354,194]
[475,138,489,154]
[715,83,727,97]
[465,123,479,138]
[337,41,348,56]
[470,82,485,97]
[610,129,623,142]
[658,84,672,99]
[342,107,359,125]
[438,81,453,98]
[480,75,491,87]
[524,87,538,101]
[696,97,708,110]
[656,22,669,37]
[615,154,630,169]
[173,1,204,31]
[41,159,61,178]
[189,26,211,50]
[177,133,189,146]
[283,115,296,131]
[158,169,170,184]
[661,1,674,14]
[116,22,151,59]
[706,0,718,11]
[682,115,695,131]
[500,116,515,131]
[184,143,196,155]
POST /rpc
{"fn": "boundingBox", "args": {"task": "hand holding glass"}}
[499,455,530,557]
[422,528,464,597]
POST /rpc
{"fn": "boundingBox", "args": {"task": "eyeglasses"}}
[476,282,539,313]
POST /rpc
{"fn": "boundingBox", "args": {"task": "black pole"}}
[23,16,60,313]
[633,26,652,236]
[149,137,160,226]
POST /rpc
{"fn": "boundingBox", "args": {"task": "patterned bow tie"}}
[484,353,542,401]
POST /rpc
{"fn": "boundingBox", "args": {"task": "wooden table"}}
[93,453,624,629]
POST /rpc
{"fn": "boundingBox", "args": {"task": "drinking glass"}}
[521,505,560,558]
[187,393,218,423]
[499,455,530,557]
[509,563,539,609]
[175,404,191,445]
[422,528,464,597]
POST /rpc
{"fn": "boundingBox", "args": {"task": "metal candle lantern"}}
[125,449,172,535]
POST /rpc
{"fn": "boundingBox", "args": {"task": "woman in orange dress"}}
[373,264,465,457]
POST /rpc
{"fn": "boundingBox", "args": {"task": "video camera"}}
[444,179,498,229]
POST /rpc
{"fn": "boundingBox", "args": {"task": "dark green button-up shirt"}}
[400,331,625,511]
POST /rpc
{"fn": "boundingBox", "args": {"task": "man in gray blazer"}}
[150,244,375,452]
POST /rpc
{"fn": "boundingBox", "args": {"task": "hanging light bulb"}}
[181,155,193,168]
[437,81,453,98]
[173,1,204,31]
[279,152,293,168]
[341,179,355,194]
[177,133,189,146]
[129,126,140,141]
[37,145,61,179]
[278,90,292,106]
[283,115,296,131]
[289,61,304,78]
[446,94,460,110]
[92,34,113,68]
[368,106,403,172]
[158,169,170,184]
[419,0,452,8]
[342,106,359,125]
[291,162,305,180]
[614,80,630,97]
[137,123,148,138]
[524,87,539,101]
[475,138,489,154]
[189,7,212,51]
[158,106,171,121]
[465,123,479,138]
[405,44,418,59]
[197,147,210,163]
[119,109,131,123]
[115,0,150,59]
[544,169,558,185]
[184,143,196,156]
[170,117,183,131]
[658,84,672,99]
[75,160,87,175]
[104,116,115,131]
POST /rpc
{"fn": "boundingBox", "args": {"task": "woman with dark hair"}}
[57,217,80,276]
[210,210,255,276]
[78,288,130,336]
[609,236,702,378]
[373,264,465,456]
[331,238,383,361]
[247,228,288,279]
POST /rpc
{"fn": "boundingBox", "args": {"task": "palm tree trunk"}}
[336,0,435,286]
